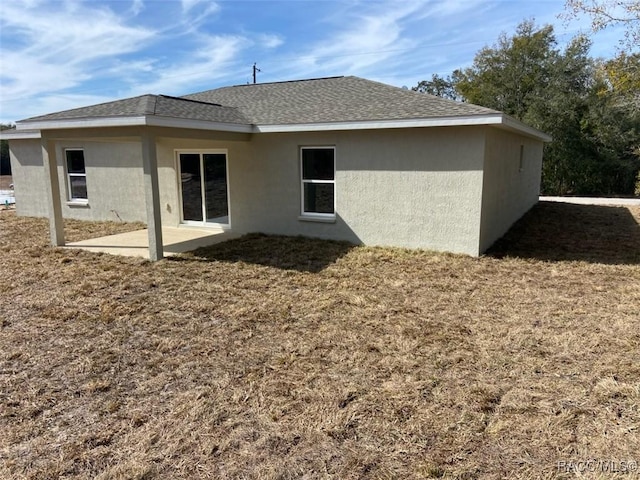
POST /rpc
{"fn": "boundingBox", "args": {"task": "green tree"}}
[600,52,640,108]
[589,54,640,194]
[454,21,557,123]
[536,35,599,195]
[413,73,462,101]
[416,20,640,196]
[0,124,14,177]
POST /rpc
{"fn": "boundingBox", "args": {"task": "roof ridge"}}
[233,75,344,87]
[182,76,346,100]
[139,95,158,115]
[159,94,224,108]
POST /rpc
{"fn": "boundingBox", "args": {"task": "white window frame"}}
[300,146,336,220]
[175,149,231,228]
[65,148,88,203]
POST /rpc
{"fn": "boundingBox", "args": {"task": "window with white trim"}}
[65,149,87,201]
[301,146,335,216]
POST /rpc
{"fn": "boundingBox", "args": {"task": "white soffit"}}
[15,115,253,134]
[12,113,551,142]
[255,114,551,142]
[254,115,504,133]
[0,129,41,140]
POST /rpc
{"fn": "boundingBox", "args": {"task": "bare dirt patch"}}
[1,206,639,479]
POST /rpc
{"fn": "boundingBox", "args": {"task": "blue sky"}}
[0,0,629,124]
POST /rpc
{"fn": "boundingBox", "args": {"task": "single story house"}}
[2,76,550,260]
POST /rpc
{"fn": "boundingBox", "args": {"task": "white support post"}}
[141,130,163,261]
[41,138,65,246]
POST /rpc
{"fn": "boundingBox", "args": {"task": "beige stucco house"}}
[2,76,550,260]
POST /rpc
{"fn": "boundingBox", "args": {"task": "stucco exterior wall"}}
[233,127,486,255]
[479,128,544,253]
[8,130,254,226]
[9,139,48,217]
[10,125,538,257]
[9,138,146,222]
[155,131,252,227]
[54,140,146,222]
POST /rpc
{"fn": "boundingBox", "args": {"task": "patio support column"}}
[41,137,65,246]
[141,129,163,261]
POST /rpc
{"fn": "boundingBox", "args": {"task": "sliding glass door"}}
[179,151,229,226]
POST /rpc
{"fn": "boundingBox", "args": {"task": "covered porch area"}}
[65,226,240,259]
[34,123,251,261]
[7,93,253,261]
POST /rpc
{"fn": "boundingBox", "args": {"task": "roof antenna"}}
[252,63,261,84]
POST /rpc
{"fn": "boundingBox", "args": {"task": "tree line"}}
[415,19,640,196]
[0,124,14,176]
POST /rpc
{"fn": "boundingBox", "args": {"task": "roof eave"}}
[9,113,551,142]
[254,114,552,142]
[145,115,252,133]
[0,129,41,140]
[15,115,253,134]
[500,115,552,142]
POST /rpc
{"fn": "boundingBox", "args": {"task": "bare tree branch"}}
[562,0,640,49]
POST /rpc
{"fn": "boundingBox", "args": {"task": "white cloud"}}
[256,33,284,49]
[130,0,145,16]
[0,93,118,124]
[418,0,491,18]
[181,0,219,17]
[0,0,155,112]
[104,58,157,82]
[0,0,623,123]
[288,1,429,76]
[128,34,249,95]
[181,0,203,13]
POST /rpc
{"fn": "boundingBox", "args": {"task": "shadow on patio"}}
[65,226,239,259]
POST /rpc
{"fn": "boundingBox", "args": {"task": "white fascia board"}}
[11,112,551,142]
[17,116,148,131]
[145,115,253,133]
[254,114,505,133]
[17,115,253,134]
[255,113,551,142]
[501,116,552,142]
[0,129,41,140]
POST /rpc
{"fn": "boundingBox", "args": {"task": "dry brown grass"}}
[1,204,639,479]
[489,202,640,265]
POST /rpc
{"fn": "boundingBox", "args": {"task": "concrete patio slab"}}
[65,226,239,259]
[0,189,15,206]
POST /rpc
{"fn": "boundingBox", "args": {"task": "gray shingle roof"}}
[21,94,249,125]
[19,76,500,127]
[183,76,499,125]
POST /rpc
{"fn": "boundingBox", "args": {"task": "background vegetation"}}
[415,6,640,196]
[0,124,13,177]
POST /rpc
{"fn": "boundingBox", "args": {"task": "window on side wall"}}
[301,146,335,217]
[65,149,88,201]
[519,145,525,172]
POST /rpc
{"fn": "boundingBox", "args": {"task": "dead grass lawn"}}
[1,203,639,479]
